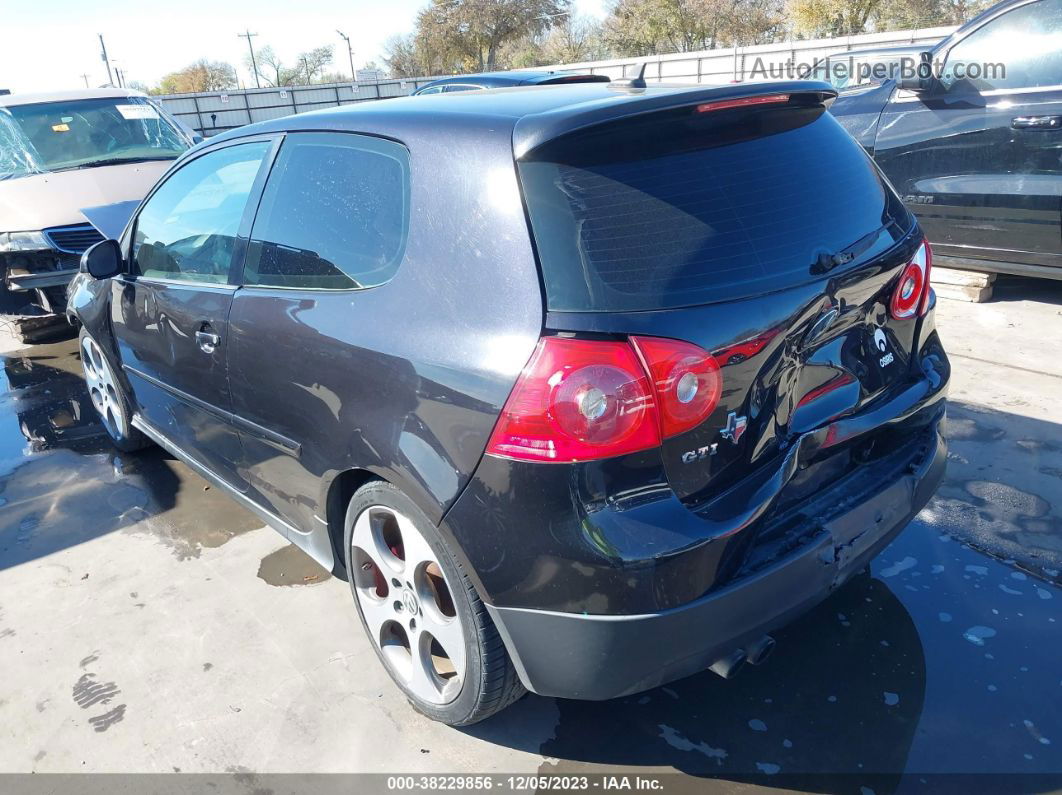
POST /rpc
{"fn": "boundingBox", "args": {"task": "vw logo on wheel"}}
[403,589,419,614]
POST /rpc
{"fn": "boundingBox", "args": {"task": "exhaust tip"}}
[746,635,776,666]
[709,649,747,679]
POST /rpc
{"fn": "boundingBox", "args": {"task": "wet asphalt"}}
[0,278,1059,788]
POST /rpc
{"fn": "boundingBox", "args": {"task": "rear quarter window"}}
[244,132,410,291]
[518,103,912,312]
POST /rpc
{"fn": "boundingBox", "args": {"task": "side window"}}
[243,132,410,290]
[444,84,483,93]
[417,86,443,95]
[133,142,269,283]
[942,0,1062,91]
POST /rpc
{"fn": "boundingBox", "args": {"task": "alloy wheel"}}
[350,504,466,705]
[80,335,127,440]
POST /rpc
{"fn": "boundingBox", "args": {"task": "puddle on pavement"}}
[465,518,1061,786]
[934,401,1062,583]
[0,338,261,569]
[257,543,330,587]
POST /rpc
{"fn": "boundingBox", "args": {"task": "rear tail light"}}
[486,335,723,463]
[630,336,722,439]
[891,239,932,319]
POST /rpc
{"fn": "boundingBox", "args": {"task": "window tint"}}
[243,133,409,290]
[942,0,1062,90]
[519,105,912,312]
[133,142,268,283]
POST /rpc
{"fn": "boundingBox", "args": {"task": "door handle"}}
[1012,115,1062,130]
[195,330,221,354]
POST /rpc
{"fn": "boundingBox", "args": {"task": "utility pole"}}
[98,34,114,87]
[238,29,261,88]
[80,73,90,88]
[300,56,310,84]
[336,30,355,81]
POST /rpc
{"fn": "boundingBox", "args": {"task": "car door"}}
[226,132,411,535]
[113,138,274,488]
[874,0,1062,271]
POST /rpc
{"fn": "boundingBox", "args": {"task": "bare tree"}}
[157,59,237,94]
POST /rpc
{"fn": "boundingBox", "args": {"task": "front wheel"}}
[343,481,525,725]
[78,329,150,453]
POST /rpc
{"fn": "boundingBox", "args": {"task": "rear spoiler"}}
[513,81,837,159]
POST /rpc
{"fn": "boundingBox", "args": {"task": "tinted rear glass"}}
[518,103,912,312]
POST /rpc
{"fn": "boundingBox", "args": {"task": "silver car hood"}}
[0,160,171,233]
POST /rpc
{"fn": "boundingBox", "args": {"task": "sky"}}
[0,0,609,94]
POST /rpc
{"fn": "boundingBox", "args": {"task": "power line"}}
[238,29,261,89]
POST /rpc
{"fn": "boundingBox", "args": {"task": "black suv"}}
[829,0,1062,280]
[71,81,949,725]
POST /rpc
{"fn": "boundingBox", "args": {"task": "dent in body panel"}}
[828,82,895,152]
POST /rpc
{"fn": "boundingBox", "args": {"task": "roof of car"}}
[827,44,933,59]
[210,80,836,159]
[0,87,148,108]
[416,71,607,90]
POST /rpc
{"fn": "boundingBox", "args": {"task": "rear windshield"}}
[518,102,912,312]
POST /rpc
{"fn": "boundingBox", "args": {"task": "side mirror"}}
[82,239,124,280]
[898,52,934,92]
[191,132,204,145]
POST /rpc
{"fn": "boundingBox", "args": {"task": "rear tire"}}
[78,328,151,453]
[343,480,525,725]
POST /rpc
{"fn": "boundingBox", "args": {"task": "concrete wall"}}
[157,25,956,137]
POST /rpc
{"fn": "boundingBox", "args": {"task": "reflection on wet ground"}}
[1,337,1059,785]
[466,405,1062,782]
[257,542,330,587]
[0,339,262,571]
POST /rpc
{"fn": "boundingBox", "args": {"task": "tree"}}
[246,45,296,86]
[157,59,237,94]
[412,0,571,74]
[540,15,607,63]
[788,0,986,37]
[246,43,336,86]
[383,34,424,77]
[787,0,883,36]
[298,45,335,83]
[603,0,783,56]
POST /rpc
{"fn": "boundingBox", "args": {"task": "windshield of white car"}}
[0,97,189,181]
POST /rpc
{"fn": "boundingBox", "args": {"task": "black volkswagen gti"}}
[70,81,950,725]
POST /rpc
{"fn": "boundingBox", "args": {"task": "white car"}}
[0,87,195,341]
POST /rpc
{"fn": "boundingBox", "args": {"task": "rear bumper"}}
[488,426,946,700]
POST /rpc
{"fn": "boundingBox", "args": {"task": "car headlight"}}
[0,231,51,253]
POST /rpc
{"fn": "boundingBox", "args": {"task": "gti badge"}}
[721,411,748,444]
[681,443,718,464]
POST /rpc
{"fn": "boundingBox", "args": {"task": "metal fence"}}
[157,24,956,137]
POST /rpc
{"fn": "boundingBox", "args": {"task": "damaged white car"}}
[0,88,195,342]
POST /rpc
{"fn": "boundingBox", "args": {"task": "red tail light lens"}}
[487,335,724,463]
[696,94,790,113]
[891,239,932,319]
[485,337,659,462]
[631,336,722,438]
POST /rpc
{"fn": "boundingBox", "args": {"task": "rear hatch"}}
[516,87,925,504]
